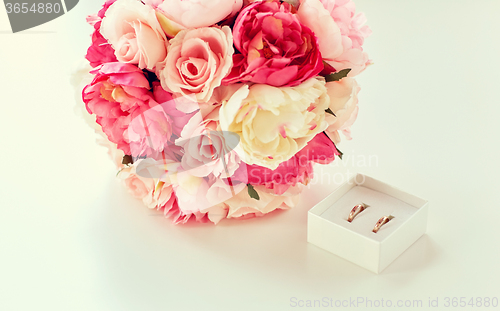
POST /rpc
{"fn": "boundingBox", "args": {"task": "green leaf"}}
[325,68,351,82]
[334,144,343,160]
[325,108,336,117]
[247,184,260,200]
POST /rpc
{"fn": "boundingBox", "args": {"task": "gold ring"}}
[372,215,395,233]
[347,203,369,222]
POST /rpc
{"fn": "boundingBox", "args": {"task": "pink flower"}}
[144,179,177,213]
[198,183,302,223]
[296,131,340,163]
[197,178,246,224]
[119,161,155,199]
[85,0,118,67]
[96,129,126,169]
[152,82,197,137]
[222,185,301,219]
[224,0,323,87]
[297,0,371,76]
[100,0,168,71]
[246,159,313,195]
[157,26,234,103]
[176,112,240,178]
[83,62,156,156]
[245,132,339,195]
[171,172,211,214]
[149,0,242,32]
[324,77,360,144]
[126,101,173,159]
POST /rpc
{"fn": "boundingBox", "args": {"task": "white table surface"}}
[1,1,499,310]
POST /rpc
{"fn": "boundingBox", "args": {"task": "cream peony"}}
[219,78,329,170]
[100,0,168,71]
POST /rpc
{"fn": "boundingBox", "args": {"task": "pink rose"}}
[157,26,234,103]
[100,0,168,71]
[152,82,197,137]
[144,180,177,212]
[224,0,323,87]
[85,0,118,67]
[176,112,240,178]
[119,159,180,219]
[297,0,371,76]
[150,0,242,31]
[83,62,156,156]
[119,161,155,199]
[324,77,360,144]
[86,31,119,68]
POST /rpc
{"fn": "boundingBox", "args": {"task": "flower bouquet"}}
[80,0,370,224]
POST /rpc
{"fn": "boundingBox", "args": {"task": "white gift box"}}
[307,173,429,274]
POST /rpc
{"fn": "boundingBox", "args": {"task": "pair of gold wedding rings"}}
[347,203,394,233]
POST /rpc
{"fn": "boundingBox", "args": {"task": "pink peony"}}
[157,26,234,103]
[246,158,313,195]
[152,82,197,138]
[219,78,329,170]
[245,132,340,195]
[83,62,156,156]
[224,0,323,87]
[149,0,243,34]
[85,0,118,67]
[126,101,173,159]
[100,0,168,71]
[297,0,371,76]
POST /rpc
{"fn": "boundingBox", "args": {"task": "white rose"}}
[219,78,329,170]
[100,0,168,71]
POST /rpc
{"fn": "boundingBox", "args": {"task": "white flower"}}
[219,78,329,169]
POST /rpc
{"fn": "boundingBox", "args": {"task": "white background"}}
[1,1,499,310]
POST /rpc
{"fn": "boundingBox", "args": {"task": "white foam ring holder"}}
[307,173,429,274]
